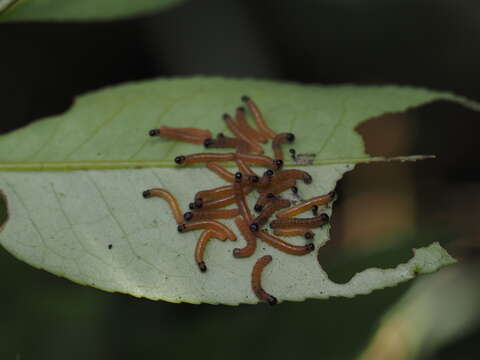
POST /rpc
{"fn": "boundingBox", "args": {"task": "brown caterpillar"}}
[183,208,239,222]
[236,152,283,171]
[276,192,335,218]
[201,186,253,210]
[177,220,237,241]
[270,213,330,229]
[195,185,234,202]
[223,113,264,154]
[272,133,295,161]
[251,255,277,305]
[256,231,315,255]
[206,162,235,182]
[233,172,253,222]
[241,96,277,139]
[195,229,224,272]
[233,217,257,258]
[254,178,297,213]
[235,107,268,143]
[149,126,212,144]
[204,133,250,153]
[270,169,312,186]
[273,228,315,240]
[251,197,291,229]
[175,153,235,165]
[142,188,183,224]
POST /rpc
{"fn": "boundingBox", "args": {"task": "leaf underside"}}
[0,0,186,22]
[1,77,475,305]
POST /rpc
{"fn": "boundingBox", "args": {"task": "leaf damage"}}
[0,190,8,233]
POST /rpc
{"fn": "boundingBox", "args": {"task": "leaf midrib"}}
[0,155,433,171]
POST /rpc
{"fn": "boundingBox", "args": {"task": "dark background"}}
[1,0,479,359]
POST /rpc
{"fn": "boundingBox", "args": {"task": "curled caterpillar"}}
[233,217,257,258]
[142,188,183,224]
[251,255,277,305]
[177,220,237,241]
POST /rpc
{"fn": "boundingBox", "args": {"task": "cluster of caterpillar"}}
[143,96,335,305]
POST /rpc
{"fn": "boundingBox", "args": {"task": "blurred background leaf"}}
[359,262,480,360]
[0,0,186,22]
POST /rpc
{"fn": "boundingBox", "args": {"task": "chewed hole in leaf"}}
[0,190,8,232]
[319,162,421,284]
[356,112,413,157]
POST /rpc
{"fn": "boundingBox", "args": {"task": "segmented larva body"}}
[200,194,237,210]
[256,231,315,255]
[195,185,234,202]
[270,213,330,229]
[272,133,295,161]
[159,126,212,137]
[270,169,312,186]
[273,228,315,240]
[255,169,274,190]
[252,198,291,227]
[235,107,268,143]
[206,162,235,182]
[201,186,253,210]
[178,220,237,241]
[241,96,277,139]
[235,158,257,177]
[205,162,257,185]
[195,229,225,272]
[251,255,277,305]
[233,217,257,258]
[183,208,240,222]
[223,113,264,154]
[175,153,235,165]
[204,133,250,153]
[149,126,212,144]
[142,188,184,224]
[254,178,297,212]
[233,173,253,222]
[253,192,276,215]
[275,192,336,218]
[236,152,283,171]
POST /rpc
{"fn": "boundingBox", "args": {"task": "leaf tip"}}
[412,242,457,275]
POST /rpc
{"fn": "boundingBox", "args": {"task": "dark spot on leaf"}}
[0,191,9,233]
[108,244,113,249]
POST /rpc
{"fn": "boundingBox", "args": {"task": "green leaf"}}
[0,0,186,22]
[0,77,474,305]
